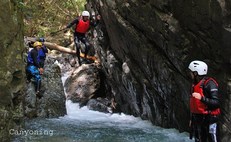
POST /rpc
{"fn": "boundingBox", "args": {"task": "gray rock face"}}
[0,1,24,141]
[88,0,231,140]
[87,98,112,113]
[24,56,66,118]
[57,54,112,113]
[64,64,101,106]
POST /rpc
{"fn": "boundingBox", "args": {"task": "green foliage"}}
[23,0,86,37]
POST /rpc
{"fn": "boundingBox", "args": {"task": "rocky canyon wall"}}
[88,0,231,141]
[0,1,25,141]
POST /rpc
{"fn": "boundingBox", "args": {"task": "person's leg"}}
[208,123,218,142]
[34,75,41,93]
[194,124,201,142]
[193,114,206,142]
[29,66,41,94]
[74,34,81,65]
[26,66,32,82]
[80,37,90,58]
[200,124,208,142]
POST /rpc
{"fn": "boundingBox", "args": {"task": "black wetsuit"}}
[66,17,99,64]
[191,78,220,142]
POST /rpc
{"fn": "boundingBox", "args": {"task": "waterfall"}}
[54,61,194,142]
[12,60,193,142]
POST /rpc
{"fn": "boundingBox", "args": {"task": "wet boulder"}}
[64,64,101,106]
[87,98,112,113]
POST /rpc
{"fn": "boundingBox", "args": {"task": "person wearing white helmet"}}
[66,10,101,65]
[188,60,220,142]
[82,11,90,17]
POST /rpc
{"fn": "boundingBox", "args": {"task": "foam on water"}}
[57,100,192,141]
[55,61,193,142]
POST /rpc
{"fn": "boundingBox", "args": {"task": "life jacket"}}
[75,18,90,33]
[38,46,47,59]
[27,49,40,65]
[190,78,220,115]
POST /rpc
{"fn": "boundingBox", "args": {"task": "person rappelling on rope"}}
[26,41,44,98]
[66,10,101,65]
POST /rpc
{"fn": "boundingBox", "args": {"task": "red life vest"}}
[75,19,90,34]
[190,78,220,115]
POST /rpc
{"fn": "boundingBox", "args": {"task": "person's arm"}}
[41,46,48,53]
[201,80,220,109]
[90,15,100,27]
[31,49,41,68]
[66,18,79,28]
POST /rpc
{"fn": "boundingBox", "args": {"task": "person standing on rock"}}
[188,60,220,142]
[66,10,100,65]
[26,41,44,97]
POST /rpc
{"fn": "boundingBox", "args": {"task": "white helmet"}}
[82,11,90,17]
[188,60,208,75]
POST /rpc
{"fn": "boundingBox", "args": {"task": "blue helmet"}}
[39,37,45,42]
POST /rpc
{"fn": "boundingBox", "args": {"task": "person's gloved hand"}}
[192,92,202,100]
[63,26,69,33]
[39,68,44,75]
[39,37,45,42]
[96,15,101,20]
